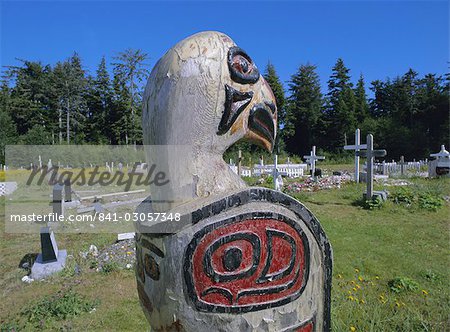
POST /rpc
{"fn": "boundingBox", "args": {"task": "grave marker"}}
[399,156,406,176]
[30,227,67,280]
[344,129,367,183]
[238,149,242,177]
[52,183,65,217]
[303,146,325,180]
[429,145,450,177]
[64,178,72,202]
[356,134,386,200]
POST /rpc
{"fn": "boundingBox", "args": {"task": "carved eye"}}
[228,47,260,84]
[233,55,250,74]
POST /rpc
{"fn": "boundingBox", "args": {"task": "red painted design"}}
[190,218,308,308]
[296,321,313,332]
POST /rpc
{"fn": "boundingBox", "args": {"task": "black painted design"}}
[144,254,160,280]
[184,212,310,314]
[223,247,243,272]
[140,238,165,258]
[184,188,332,331]
[203,233,261,283]
[217,85,253,135]
[257,229,296,283]
[201,287,233,304]
[140,187,332,331]
[227,46,260,84]
[136,247,145,283]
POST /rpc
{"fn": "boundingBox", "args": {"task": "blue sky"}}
[1,1,448,95]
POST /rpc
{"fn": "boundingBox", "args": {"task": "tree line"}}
[265,59,449,161]
[0,52,448,165]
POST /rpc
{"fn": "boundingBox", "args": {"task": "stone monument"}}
[136,31,332,331]
[428,145,450,177]
[30,227,67,280]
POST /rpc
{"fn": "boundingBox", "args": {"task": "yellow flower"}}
[358,276,363,282]
[348,290,352,295]
[356,284,361,289]
[352,287,357,292]
[395,301,401,307]
[347,295,354,301]
[422,289,429,295]
[354,268,360,273]
[337,274,343,279]
[350,326,356,332]
[375,276,380,280]
[360,299,365,304]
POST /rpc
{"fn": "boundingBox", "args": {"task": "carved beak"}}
[218,79,277,152]
[245,101,276,152]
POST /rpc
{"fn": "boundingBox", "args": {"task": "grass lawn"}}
[0,170,449,331]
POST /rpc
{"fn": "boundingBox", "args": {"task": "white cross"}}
[303,146,325,180]
[356,134,386,200]
[344,129,367,183]
[430,145,449,158]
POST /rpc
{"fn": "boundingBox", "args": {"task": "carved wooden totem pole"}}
[136,31,332,332]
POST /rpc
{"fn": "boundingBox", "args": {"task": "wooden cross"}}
[303,146,325,180]
[238,149,242,177]
[399,156,406,176]
[344,129,367,183]
[356,134,386,200]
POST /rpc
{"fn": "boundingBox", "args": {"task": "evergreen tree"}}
[112,49,149,145]
[284,63,323,156]
[263,62,286,142]
[86,56,113,143]
[53,53,87,144]
[324,58,356,150]
[354,74,369,124]
[5,61,54,135]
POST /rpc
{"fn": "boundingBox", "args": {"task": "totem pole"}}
[135,31,332,332]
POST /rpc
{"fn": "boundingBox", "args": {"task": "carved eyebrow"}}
[227,46,260,84]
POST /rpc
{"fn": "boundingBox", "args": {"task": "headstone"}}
[52,183,65,217]
[47,159,53,169]
[344,129,367,183]
[118,162,123,172]
[64,178,72,202]
[303,146,325,181]
[135,32,332,332]
[357,134,387,200]
[429,145,450,177]
[30,227,67,280]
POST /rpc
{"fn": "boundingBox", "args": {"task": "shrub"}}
[388,277,419,293]
[417,193,443,211]
[390,187,414,205]
[22,290,98,325]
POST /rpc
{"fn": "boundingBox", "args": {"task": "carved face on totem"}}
[142,31,277,153]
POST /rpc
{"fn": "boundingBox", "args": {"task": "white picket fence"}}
[229,163,307,178]
[372,161,427,175]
